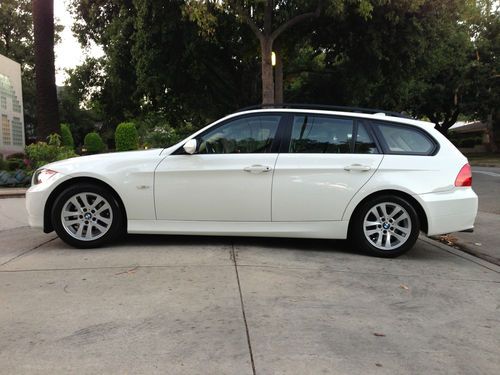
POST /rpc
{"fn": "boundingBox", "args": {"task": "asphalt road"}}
[1,199,500,374]
[472,166,500,214]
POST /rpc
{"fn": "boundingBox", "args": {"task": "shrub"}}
[6,158,24,171]
[84,132,106,154]
[115,122,138,151]
[60,123,75,149]
[25,133,78,169]
[6,152,26,160]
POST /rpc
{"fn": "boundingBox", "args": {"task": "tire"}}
[349,195,420,258]
[51,183,123,248]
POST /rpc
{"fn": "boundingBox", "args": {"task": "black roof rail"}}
[236,103,412,119]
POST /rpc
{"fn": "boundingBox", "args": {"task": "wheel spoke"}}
[95,203,111,215]
[62,210,78,218]
[84,224,92,239]
[89,196,104,210]
[395,213,409,224]
[94,222,108,233]
[394,224,410,234]
[369,208,382,221]
[365,228,379,236]
[384,232,391,248]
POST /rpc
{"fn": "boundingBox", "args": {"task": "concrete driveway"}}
[1,199,499,374]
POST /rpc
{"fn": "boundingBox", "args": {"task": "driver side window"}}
[198,115,281,154]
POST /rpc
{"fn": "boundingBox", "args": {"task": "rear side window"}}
[290,115,353,153]
[375,123,436,155]
[355,123,378,154]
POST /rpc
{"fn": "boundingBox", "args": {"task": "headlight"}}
[33,169,58,185]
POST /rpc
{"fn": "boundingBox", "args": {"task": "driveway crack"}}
[0,237,57,267]
[231,242,256,375]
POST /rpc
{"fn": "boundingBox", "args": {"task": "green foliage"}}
[25,133,78,169]
[115,122,139,151]
[67,0,498,141]
[60,123,75,149]
[135,113,198,148]
[84,132,106,154]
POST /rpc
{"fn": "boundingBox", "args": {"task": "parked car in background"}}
[26,105,478,257]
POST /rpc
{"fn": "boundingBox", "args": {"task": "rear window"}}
[375,123,436,155]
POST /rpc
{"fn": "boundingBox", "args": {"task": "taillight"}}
[455,163,472,187]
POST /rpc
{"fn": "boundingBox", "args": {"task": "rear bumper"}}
[418,188,478,236]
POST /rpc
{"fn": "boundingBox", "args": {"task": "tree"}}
[185,0,331,105]
[32,0,59,139]
[465,0,500,151]
[284,0,476,135]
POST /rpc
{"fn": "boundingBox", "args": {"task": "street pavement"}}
[1,199,499,374]
[448,166,500,265]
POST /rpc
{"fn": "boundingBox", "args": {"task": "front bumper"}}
[418,187,478,236]
[25,173,66,230]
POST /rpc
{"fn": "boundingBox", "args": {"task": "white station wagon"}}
[26,105,478,257]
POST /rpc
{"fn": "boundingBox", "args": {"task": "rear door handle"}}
[344,164,371,172]
[243,165,272,173]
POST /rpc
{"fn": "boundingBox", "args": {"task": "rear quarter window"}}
[374,122,437,155]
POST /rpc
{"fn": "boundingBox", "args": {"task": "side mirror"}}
[183,139,197,154]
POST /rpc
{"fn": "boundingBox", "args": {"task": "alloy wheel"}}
[363,202,412,250]
[60,192,113,241]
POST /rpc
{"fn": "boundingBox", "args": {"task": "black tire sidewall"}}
[350,195,420,258]
[51,184,123,248]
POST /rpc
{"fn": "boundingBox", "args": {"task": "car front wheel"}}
[350,195,420,257]
[51,183,123,248]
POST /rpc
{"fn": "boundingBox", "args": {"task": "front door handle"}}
[243,165,272,173]
[344,164,371,172]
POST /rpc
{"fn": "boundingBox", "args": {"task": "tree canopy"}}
[53,0,499,142]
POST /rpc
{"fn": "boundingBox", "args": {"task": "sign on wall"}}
[0,54,25,158]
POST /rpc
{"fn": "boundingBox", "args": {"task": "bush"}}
[60,123,75,149]
[6,152,26,160]
[6,158,24,171]
[84,132,106,154]
[25,133,78,169]
[115,122,139,151]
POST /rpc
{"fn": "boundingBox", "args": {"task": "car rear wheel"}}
[350,195,420,257]
[51,183,123,248]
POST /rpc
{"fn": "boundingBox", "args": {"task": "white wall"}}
[0,54,25,158]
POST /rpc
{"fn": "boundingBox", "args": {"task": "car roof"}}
[228,108,434,130]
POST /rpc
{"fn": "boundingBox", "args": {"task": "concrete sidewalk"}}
[1,227,499,374]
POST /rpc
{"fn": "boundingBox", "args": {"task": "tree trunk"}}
[33,0,59,140]
[261,38,274,106]
[274,48,283,104]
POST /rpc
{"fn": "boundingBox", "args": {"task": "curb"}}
[470,163,500,168]
[0,189,27,199]
[419,236,500,273]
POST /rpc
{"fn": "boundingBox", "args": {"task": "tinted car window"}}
[198,115,280,154]
[355,123,378,154]
[290,115,353,153]
[376,123,435,154]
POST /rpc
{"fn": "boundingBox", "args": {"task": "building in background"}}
[0,54,25,159]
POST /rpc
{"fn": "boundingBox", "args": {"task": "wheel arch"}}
[346,189,428,236]
[43,176,128,233]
